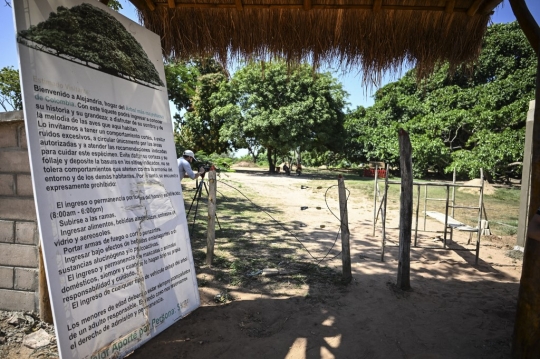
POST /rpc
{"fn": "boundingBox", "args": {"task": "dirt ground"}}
[1,168,523,359]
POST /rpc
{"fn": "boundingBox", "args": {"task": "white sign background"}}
[13,1,200,358]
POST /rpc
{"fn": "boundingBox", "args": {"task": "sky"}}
[1,0,539,112]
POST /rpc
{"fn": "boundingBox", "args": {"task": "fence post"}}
[397,129,413,290]
[206,169,217,265]
[338,175,352,283]
[39,247,53,323]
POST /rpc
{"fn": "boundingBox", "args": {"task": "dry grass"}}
[138,0,494,83]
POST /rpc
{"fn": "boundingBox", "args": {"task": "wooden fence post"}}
[206,169,217,265]
[338,175,352,283]
[38,247,53,323]
[397,129,413,290]
[510,0,540,353]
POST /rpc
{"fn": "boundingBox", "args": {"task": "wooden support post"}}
[443,185,450,248]
[517,101,535,248]
[509,1,540,357]
[206,169,217,265]
[414,184,420,247]
[380,165,389,261]
[397,129,412,290]
[445,0,455,14]
[512,41,540,359]
[38,247,53,323]
[338,175,352,283]
[372,165,379,236]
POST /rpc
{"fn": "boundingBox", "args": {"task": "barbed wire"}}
[215,179,351,264]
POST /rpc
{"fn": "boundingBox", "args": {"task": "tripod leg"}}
[203,181,222,230]
[191,191,201,237]
[189,181,204,236]
[186,180,202,218]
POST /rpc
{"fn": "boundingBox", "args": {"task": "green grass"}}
[304,168,521,237]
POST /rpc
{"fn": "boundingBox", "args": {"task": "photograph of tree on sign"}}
[17,3,164,88]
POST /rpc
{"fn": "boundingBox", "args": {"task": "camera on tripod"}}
[193,161,216,177]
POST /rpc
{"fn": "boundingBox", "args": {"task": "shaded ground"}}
[134,168,523,359]
[0,168,523,358]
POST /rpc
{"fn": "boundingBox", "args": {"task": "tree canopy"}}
[344,22,536,180]
[216,61,347,171]
[0,67,22,112]
[166,59,229,156]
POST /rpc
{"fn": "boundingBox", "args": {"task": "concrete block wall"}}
[0,110,39,312]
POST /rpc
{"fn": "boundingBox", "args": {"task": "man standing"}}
[178,150,205,182]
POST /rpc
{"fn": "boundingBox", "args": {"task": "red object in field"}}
[363,168,386,178]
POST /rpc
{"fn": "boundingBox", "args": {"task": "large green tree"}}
[0,67,22,112]
[217,61,347,172]
[345,22,536,180]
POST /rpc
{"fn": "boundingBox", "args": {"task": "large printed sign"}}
[13,1,200,358]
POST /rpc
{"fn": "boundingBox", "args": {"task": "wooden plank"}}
[467,0,484,16]
[373,0,382,12]
[397,129,412,290]
[303,0,311,11]
[338,175,352,283]
[168,0,176,8]
[517,100,535,247]
[236,0,244,11]
[144,0,156,11]
[445,0,455,13]
[425,211,462,226]
[206,169,217,265]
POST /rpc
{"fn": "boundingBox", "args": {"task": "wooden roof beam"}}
[479,0,503,15]
[445,0,455,14]
[303,0,311,11]
[168,0,175,8]
[128,0,150,12]
[163,3,470,12]
[509,0,540,55]
[144,0,156,11]
[373,0,382,12]
[467,0,484,16]
[236,0,244,11]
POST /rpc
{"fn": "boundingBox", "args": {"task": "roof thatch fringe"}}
[138,0,491,83]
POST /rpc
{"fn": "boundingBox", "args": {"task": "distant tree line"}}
[1,21,535,181]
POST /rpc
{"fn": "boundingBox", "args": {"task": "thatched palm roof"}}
[126,0,502,80]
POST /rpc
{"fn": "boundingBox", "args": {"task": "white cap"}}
[183,150,197,161]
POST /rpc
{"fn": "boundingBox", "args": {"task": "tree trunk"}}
[267,147,275,173]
